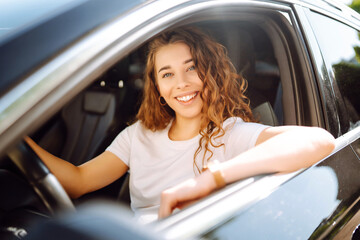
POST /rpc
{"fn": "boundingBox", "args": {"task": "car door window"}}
[306,10,360,132]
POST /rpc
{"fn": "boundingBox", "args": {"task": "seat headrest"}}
[83,91,113,115]
[252,101,279,126]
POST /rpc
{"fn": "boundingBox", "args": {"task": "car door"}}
[297,4,360,239]
[155,1,360,239]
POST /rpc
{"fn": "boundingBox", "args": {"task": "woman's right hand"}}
[23,137,129,199]
[158,170,217,219]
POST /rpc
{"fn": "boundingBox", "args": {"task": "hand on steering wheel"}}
[7,140,75,214]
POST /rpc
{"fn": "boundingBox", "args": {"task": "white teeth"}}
[176,92,197,102]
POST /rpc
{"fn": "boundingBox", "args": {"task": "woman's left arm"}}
[158,126,335,218]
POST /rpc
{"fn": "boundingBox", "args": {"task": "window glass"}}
[307,11,360,131]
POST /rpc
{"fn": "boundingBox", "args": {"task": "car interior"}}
[0,10,297,238]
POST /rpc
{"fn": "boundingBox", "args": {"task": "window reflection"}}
[307,11,360,131]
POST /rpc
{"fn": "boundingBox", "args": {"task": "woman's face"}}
[155,42,204,122]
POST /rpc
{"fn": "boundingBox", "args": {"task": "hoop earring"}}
[159,96,167,106]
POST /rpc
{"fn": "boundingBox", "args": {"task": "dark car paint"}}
[202,146,360,239]
[0,0,142,97]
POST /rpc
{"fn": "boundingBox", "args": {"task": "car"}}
[0,0,360,239]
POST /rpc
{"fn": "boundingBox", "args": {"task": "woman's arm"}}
[158,126,335,218]
[25,137,128,199]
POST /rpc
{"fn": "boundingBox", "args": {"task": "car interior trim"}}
[266,15,298,125]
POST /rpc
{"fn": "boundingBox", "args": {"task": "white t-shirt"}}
[106,117,268,223]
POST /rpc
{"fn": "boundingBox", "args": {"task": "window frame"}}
[303,8,360,134]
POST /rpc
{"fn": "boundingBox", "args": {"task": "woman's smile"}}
[175,91,199,104]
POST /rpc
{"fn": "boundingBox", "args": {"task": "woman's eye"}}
[162,73,172,78]
[187,65,196,71]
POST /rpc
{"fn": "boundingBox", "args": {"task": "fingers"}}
[158,171,217,219]
[158,190,178,218]
[176,199,198,210]
[158,194,199,219]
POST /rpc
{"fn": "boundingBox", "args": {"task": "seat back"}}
[201,22,283,124]
[252,101,279,126]
[60,91,116,165]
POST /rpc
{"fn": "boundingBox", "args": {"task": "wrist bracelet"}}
[208,162,226,190]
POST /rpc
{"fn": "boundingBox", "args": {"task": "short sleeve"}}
[224,118,269,159]
[106,123,137,166]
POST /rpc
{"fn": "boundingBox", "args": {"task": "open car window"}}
[31,7,296,173]
[26,3,313,236]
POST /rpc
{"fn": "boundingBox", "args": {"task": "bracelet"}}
[207,161,226,190]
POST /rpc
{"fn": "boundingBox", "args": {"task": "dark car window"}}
[306,10,360,132]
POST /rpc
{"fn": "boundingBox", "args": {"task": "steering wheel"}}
[7,140,75,214]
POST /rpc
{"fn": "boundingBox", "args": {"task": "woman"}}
[26,27,335,223]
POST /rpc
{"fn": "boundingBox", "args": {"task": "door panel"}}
[201,146,360,239]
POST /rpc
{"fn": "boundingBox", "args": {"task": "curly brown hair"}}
[136,26,255,173]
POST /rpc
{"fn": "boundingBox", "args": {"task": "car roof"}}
[0,0,144,97]
[0,0,79,40]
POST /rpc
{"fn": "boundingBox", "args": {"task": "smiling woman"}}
[137,27,256,171]
[22,26,335,224]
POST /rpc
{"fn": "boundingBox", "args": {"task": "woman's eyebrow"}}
[184,59,193,64]
[158,65,170,73]
[158,59,193,73]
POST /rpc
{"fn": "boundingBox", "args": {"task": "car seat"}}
[35,60,133,201]
[59,91,116,165]
[200,22,281,125]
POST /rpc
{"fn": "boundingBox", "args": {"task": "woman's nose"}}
[176,72,190,89]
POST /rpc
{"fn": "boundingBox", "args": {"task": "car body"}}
[0,0,360,239]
